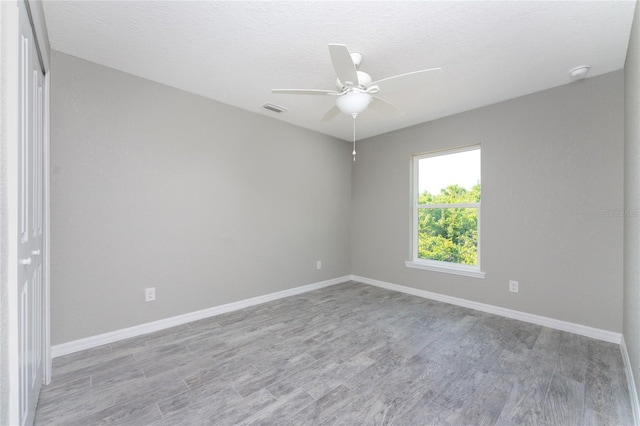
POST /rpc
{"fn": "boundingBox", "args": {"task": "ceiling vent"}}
[263,103,288,113]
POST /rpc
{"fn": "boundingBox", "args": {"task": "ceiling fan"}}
[272,44,442,122]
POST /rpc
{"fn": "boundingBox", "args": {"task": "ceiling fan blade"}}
[321,105,341,122]
[328,44,359,87]
[371,68,442,93]
[370,97,404,117]
[272,89,339,96]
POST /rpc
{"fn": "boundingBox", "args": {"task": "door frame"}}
[0,0,51,423]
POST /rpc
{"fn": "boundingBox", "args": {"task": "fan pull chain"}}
[352,113,357,162]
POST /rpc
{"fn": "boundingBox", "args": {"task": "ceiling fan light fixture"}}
[336,91,372,115]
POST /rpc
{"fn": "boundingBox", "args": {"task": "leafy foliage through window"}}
[413,147,481,268]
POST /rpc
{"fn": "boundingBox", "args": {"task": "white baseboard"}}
[53,273,623,358]
[350,275,622,344]
[621,336,640,425]
[52,275,351,358]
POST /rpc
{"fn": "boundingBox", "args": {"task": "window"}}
[405,146,485,278]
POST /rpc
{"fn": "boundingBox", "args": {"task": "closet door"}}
[17,1,45,424]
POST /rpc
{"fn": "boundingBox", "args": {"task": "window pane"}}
[418,149,480,204]
[418,207,478,265]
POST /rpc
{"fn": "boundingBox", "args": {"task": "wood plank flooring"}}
[34,281,634,425]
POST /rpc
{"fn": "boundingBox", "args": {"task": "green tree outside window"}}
[417,183,480,265]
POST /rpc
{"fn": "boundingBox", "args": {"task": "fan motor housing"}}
[336,70,372,91]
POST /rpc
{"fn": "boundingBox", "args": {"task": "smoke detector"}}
[569,65,590,81]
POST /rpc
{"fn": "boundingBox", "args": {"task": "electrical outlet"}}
[509,280,519,293]
[145,287,156,302]
[316,260,322,270]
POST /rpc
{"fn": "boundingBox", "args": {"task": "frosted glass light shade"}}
[336,92,372,114]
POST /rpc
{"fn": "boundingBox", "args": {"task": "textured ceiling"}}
[43,1,636,141]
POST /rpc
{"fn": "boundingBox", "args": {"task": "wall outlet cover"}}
[145,287,156,302]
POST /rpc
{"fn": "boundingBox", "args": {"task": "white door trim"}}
[42,69,50,385]
[2,3,22,424]
[0,1,50,423]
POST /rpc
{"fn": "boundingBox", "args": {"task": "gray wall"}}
[351,71,624,332]
[50,51,352,345]
[52,48,626,345]
[624,0,640,403]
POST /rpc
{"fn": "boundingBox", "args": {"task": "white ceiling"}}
[42,1,636,141]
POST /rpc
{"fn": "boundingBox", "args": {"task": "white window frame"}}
[405,145,486,279]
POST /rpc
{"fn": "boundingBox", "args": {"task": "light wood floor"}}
[35,281,633,425]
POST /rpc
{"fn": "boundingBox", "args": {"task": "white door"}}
[17,1,45,424]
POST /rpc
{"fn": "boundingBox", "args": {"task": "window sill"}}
[404,260,486,279]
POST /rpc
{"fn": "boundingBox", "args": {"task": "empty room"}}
[3,0,640,425]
